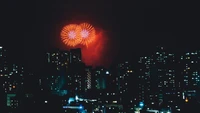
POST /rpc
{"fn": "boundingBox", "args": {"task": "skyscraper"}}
[0,46,8,77]
[46,49,70,70]
[137,46,179,109]
[116,61,133,95]
[180,51,200,100]
[45,48,85,96]
[70,48,82,63]
[0,46,25,111]
[93,67,109,90]
[84,66,92,92]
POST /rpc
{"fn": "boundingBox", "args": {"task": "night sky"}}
[0,0,199,71]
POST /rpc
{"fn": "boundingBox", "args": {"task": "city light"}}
[135,111,140,113]
[63,106,83,109]
[185,98,189,102]
[1,46,200,112]
[75,95,78,100]
[139,102,144,107]
[68,97,75,104]
[79,105,83,109]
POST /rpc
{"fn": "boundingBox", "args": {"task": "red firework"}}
[79,23,96,47]
[60,24,82,47]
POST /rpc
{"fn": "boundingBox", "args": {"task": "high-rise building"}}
[46,49,70,70]
[180,51,200,100]
[137,46,179,109]
[2,64,24,94]
[68,49,85,95]
[138,56,153,104]
[116,61,135,110]
[0,46,25,112]
[45,48,85,96]
[93,67,109,90]
[70,48,82,63]
[116,61,133,95]
[0,46,8,77]
[84,66,92,92]
[68,62,85,95]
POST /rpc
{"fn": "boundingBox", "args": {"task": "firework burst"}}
[60,24,82,47]
[79,23,96,47]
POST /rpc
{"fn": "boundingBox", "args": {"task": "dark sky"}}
[0,0,199,70]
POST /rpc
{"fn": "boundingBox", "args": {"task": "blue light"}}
[63,106,83,109]
[79,105,83,109]
[81,110,86,113]
[68,98,75,104]
[75,95,78,100]
[139,102,144,107]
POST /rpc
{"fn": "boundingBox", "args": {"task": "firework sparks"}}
[60,24,82,47]
[79,23,96,47]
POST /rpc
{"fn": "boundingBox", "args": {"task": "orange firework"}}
[60,24,82,47]
[79,23,96,47]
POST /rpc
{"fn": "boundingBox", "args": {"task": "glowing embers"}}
[61,23,96,47]
[61,24,82,47]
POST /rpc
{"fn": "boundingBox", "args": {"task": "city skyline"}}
[1,45,200,113]
[2,44,200,72]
